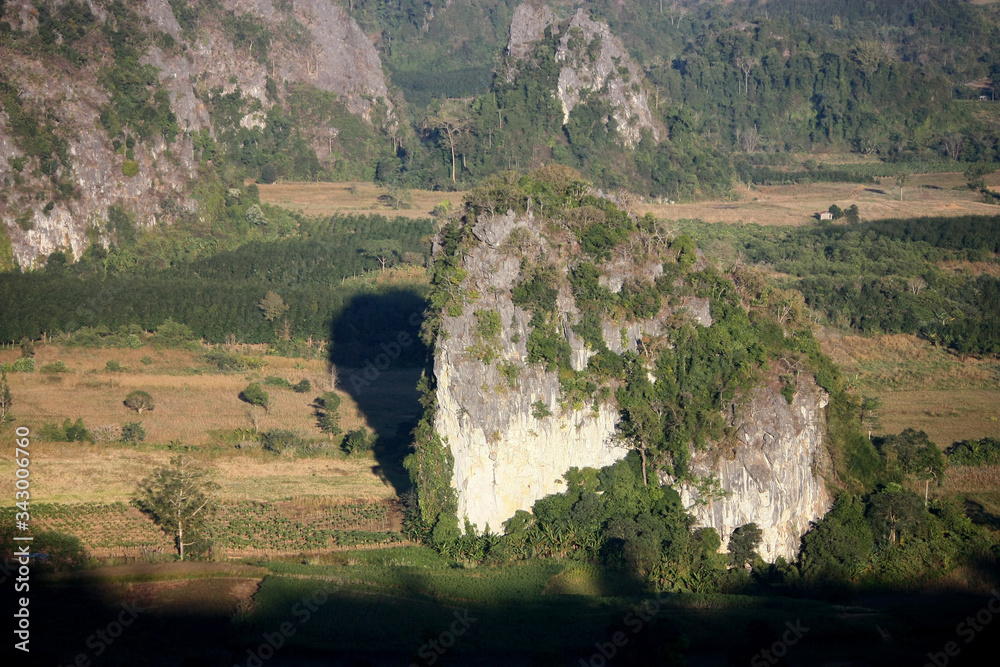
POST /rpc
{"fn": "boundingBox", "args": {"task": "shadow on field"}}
[329,289,429,497]
[8,559,1000,667]
[964,499,1000,530]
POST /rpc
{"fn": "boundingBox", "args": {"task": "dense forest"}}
[687,214,1000,355]
[0,197,433,362]
[4,0,998,214]
[340,0,1000,194]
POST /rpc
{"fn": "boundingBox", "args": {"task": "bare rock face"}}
[674,375,834,561]
[433,208,832,558]
[507,1,557,63]
[1,0,391,267]
[0,51,199,267]
[506,3,660,147]
[435,210,667,531]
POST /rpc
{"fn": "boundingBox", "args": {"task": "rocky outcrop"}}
[506,3,661,147]
[674,375,834,561]
[1,0,391,267]
[434,209,665,530]
[431,206,832,559]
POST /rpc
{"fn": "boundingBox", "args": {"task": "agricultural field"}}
[638,171,1000,226]
[0,499,404,558]
[258,180,453,220]
[819,332,1000,446]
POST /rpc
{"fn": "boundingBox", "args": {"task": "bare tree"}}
[428,101,471,183]
[734,55,758,96]
[941,134,964,161]
[907,276,927,295]
[739,124,760,153]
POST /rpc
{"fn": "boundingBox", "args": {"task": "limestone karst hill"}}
[407,167,838,560]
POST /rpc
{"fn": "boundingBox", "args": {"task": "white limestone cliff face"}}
[432,208,832,557]
[506,3,661,147]
[674,374,834,562]
[434,209,669,531]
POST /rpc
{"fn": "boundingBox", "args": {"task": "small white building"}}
[815,211,834,221]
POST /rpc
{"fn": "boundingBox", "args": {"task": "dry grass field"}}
[258,180,452,219]
[0,344,421,506]
[637,171,1000,226]
[259,172,1000,228]
[820,332,1000,447]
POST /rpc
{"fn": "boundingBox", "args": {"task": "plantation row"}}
[2,500,402,555]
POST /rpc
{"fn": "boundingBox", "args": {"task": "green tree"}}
[136,455,219,560]
[866,487,925,546]
[361,239,402,271]
[728,523,762,569]
[124,390,155,414]
[895,172,910,201]
[314,391,342,440]
[877,429,947,506]
[258,290,289,322]
[240,383,270,412]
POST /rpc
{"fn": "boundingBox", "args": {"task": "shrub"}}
[240,383,269,410]
[57,418,92,442]
[9,358,34,373]
[292,379,311,393]
[153,319,197,349]
[532,400,553,419]
[264,376,293,389]
[204,348,266,371]
[124,390,155,414]
[947,437,1000,466]
[121,160,139,177]
[40,361,70,374]
[121,421,146,443]
[140,355,154,365]
[342,428,376,455]
[19,337,35,358]
[260,429,305,453]
[106,359,127,373]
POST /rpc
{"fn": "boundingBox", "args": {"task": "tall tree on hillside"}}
[136,456,219,560]
[428,100,472,183]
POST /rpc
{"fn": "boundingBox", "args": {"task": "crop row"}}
[2,501,400,554]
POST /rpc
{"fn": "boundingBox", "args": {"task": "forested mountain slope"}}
[2,0,999,267]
